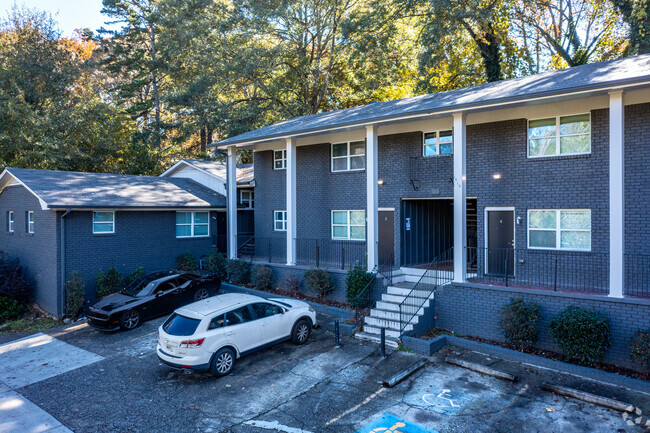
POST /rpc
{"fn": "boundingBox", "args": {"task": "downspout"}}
[60,208,70,317]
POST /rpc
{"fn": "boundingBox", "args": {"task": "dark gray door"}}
[378,211,394,266]
[487,210,514,276]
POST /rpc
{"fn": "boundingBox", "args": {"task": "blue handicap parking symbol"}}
[355,413,438,433]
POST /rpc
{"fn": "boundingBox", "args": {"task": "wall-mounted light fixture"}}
[516,216,522,225]
[378,179,385,185]
[492,173,502,180]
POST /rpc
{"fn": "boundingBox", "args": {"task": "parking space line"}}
[325,387,387,426]
[243,420,314,433]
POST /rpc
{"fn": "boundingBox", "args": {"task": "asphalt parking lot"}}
[1,303,648,433]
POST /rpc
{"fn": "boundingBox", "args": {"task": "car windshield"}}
[163,313,201,336]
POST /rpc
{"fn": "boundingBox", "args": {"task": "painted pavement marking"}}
[243,420,314,433]
[355,413,438,433]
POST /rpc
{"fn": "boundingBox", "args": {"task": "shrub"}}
[251,265,274,291]
[124,266,146,285]
[279,273,301,293]
[631,329,650,371]
[228,259,252,285]
[0,296,24,321]
[304,268,333,299]
[499,297,541,351]
[176,253,198,271]
[345,262,374,308]
[65,271,85,318]
[549,306,611,367]
[204,248,228,280]
[0,253,31,301]
[96,262,124,298]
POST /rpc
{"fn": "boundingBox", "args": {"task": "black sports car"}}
[84,270,221,331]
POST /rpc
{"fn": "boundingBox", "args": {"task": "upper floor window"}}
[176,211,209,238]
[274,211,287,231]
[528,209,591,251]
[93,211,115,234]
[528,114,590,158]
[423,130,453,156]
[240,190,254,208]
[332,141,365,172]
[27,211,34,234]
[7,211,14,233]
[332,210,365,240]
[274,149,286,170]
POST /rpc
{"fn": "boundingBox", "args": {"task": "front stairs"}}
[355,282,434,348]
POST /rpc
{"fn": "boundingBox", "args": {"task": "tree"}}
[610,0,650,54]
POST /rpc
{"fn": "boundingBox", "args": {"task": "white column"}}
[609,90,624,298]
[366,125,379,272]
[453,112,467,283]
[226,146,238,259]
[286,137,297,266]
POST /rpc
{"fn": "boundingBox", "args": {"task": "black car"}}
[84,270,221,331]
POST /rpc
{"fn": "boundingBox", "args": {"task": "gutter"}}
[60,208,70,317]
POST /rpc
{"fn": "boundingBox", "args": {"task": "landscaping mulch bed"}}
[0,307,61,334]
[415,328,649,381]
[237,284,353,311]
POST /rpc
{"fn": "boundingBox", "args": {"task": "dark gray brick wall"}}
[0,185,60,315]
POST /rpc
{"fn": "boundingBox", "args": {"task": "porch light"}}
[378,179,385,185]
[492,173,502,180]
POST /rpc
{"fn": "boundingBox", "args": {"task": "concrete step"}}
[386,286,434,298]
[368,308,409,322]
[364,316,417,330]
[354,332,399,348]
[363,324,409,339]
[375,300,429,313]
[381,293,431,306]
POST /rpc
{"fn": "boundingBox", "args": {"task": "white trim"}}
[331,141,366,172]
[7,211,14,233]
[484,207,516,275]
[27,211,34,234]
[286,138,297,265]
[452,113,467,283]
[609,90,624,298]
[274,210,287,232]
[240,190,254,208]
[226,147,238,259]
[0,170,49,210]
[331,210,366,241]
[160,160,226,183]
[175,211,210,238]
[273,149,287,170]
[526,209,591,251]
[366,124,379,271]
[527,113,591,158]
[423,129,453,156]
[92,211,115,234]
[378,207,395,211]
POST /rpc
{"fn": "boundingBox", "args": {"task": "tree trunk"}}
[475,27,502,82]
[200,126,207,154]
[148,23,162,146]
[611,0,650,54]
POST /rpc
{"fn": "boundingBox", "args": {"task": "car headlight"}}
[308,306,315,313]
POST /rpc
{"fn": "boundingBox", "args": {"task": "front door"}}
[378,210,395,266]
[216,212,227,253]
[486,209,514,276]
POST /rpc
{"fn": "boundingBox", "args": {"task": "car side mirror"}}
[155,292,162,298]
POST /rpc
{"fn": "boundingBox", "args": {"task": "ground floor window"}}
[176,211,209,238]
[528,209,591,250]
[274,211,287,231]
[93,211,115,234]
[332,210,365,240]
[27,211,34,233]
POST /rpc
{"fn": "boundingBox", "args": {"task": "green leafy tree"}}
[610,0,650,54]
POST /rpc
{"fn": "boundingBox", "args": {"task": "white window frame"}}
[331,141,366,172]
[240,190,254,208]
[273,149,286,170]
[7,211,14,233]
[176,211,210,238]
[527,113,591,158]
[527,209,591,251]
[423,130,453,156]
[27,211,34,234]
[274,210,287,232]
[92,211,115,234]
[331,210,366,241]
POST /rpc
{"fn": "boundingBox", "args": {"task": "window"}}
[528,114,591,157]
[240,190,254,208]
[225,305,253,326]
[274,211,287,231]
[7,211,13,233]
[27,211,34,234]
[332,141,365,172]
[423,130,453,156]
[274,149,286,170]
[176,211,209,238]
[93,211,115,234]
[251,303,283,319]
[332,210,365,240]
[528,209,591,251]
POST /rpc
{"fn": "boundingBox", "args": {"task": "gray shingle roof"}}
[2,167,226,209]
[180,159,254,184]
[217,54,650,147]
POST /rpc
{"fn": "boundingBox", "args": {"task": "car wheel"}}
[291,319,311,345]
[211,348,235,377]
[194,288,211,302]
[119,310,141,330]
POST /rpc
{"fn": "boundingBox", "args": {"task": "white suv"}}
[157,293,317,376]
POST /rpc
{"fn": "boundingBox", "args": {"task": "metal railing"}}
[465,247,609,294]
[625,253,650,298]
[399,248,454,335]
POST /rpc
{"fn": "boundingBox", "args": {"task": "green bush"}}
[549,306,611,367]
[204,248,228,280]
[228,259,252,285]
[176,253,198,271]
[631,329,650,371]
[251,265,274,291]
[65,271,85,318]
[278,273,301,293]
[0,255,31,301]
[0,296,24,321]
[499,297,541,351]
[304,268,332,299]
[345,262,374,308]
[96,262,124,298]
[124,266,146,285]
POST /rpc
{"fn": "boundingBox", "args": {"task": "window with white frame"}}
[7,211,14,233]
[528,114,591,157]
[240,190,254,208]
[331,210,365,240]
[274,149,286,170]
[27,211,34,234]
[93,211,115,234]
[423,130,453,156]
[176,212,209,238]
[528,209,591,251]
[331,141,365,172]
[274,211,287,231]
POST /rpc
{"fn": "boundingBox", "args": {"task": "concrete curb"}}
[540,383,635,413]
[446,356,519,382]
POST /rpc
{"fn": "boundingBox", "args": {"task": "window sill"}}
[330,170,366,174]
[527,153,591,162]
[422,154,453,158]
[176,236,211,240]
[93,233,116,237]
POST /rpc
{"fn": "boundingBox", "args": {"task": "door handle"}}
[261,322,268,327]
[226,331,235,336]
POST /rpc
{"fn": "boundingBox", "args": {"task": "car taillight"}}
[180,338,204,348]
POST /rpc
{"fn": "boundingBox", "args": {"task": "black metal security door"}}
[378,211,395,266]
[216,212,227,253]
[487,210,514,276]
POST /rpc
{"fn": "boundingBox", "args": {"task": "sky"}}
[0,0,120,37]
